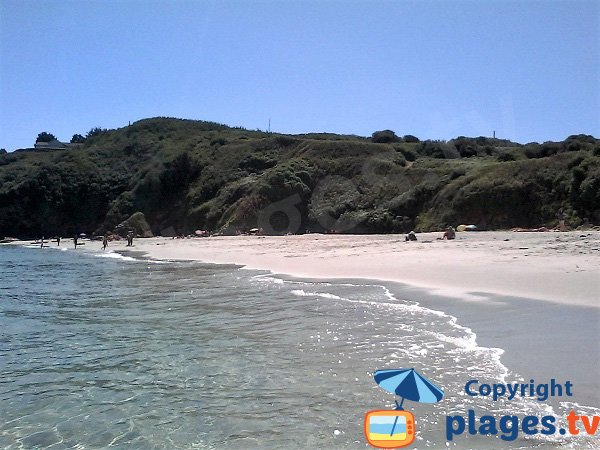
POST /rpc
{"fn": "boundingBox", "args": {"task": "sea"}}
[0,244,598,449]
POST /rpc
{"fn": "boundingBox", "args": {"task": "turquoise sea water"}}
[0,245,597,449]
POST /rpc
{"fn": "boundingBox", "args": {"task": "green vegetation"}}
[70,134,86,144]
[0,118,598,238]
[36,132,57,143]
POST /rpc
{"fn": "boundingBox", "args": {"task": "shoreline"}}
[382,280,600,408]
[261,272,600,408]
[9,231,598,307]
[117,231,599,308]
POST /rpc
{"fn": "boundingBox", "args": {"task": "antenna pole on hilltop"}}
[493,130,496,139]
[268,118,271,134]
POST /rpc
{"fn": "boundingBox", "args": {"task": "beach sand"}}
[124,230,599,307]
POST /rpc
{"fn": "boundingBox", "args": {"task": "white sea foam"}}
[290,289,342,300]
[260,274,511,382]
[251,274,285,284]
[93,251,138,262]
[255,275,587,444]
[91,251,171,264]
[276,276,600,447]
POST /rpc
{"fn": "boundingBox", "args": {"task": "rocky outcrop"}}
[115,212,153,238]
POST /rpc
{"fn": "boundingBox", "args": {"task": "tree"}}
[418,140,458,159]
[403,135,420,143]
[36,132,56,143]
[371,130,400,143]
[70,134,86,144]
[86,127,106,139]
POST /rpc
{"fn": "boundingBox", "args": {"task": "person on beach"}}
[56,236,60,246]
[73,235,78,249]
[40,236,44,248]
[405,230,417,241]
[102,234,108,251]
[442,226,456,240]
[126,231,133,247]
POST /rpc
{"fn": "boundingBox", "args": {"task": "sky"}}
[0,0,598,151]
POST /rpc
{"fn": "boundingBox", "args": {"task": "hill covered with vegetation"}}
[0,117,599,238]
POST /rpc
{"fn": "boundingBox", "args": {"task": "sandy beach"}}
[117,230,599,307]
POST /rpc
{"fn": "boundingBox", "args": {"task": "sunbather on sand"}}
[442,226,455,240]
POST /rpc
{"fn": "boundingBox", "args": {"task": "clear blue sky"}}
[1,0,598,151]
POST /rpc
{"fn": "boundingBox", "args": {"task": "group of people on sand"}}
[39,231,134,250]
[102,231,134,250]
[405,226,456,242]
[41,235,81,248]
[43,235,83,248]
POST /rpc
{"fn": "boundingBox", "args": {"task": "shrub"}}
[579,174,600,215]
[36,132,56,143]
[459,146,478,157]
[239,155,277,173]
[274,135,297,147]
[418,141,459,159]
[497,152,516,162]
[397,146,417,161]
[450,168,466,179]
[524,144,543,159]
[86,127,107,139]
[540,142,561,157]
[159,152,201,193]
[371,130,400,143]
[257,162,312,201]
[210,137,227,146]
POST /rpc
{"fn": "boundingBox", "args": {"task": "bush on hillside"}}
[403,135,420,143]
[36,132,56,143]
[418,140,459,159]
[497,151,516,162]
[372,130,400,143]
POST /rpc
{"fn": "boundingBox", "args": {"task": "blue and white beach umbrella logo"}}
[375,368,445,409]
[365,368,444,448]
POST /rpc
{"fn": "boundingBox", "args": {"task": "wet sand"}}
[383,282,600,408]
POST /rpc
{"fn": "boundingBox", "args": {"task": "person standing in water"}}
[102,234,108,251]
[73,235,78,249]
[40,236,44,248]
[56,236,60,246]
